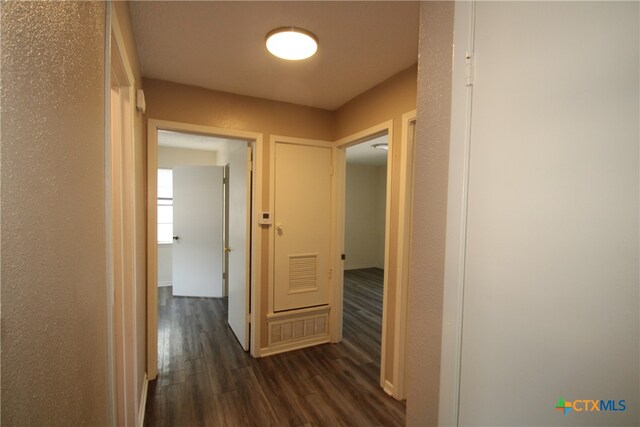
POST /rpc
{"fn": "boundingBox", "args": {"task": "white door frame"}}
[109,6,141,426]
[333,119,397,395]
[332,115,416,399]
[267,135,335,315]
[393,110,417,400]
[146,119,264,380]
[438,1,475,425]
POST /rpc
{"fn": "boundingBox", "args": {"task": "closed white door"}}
[457,2,639,426]
[227,143,251,350]
[172,166,224,297]
[273,142,332,312]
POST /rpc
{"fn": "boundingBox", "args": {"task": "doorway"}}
[342,133,389,370]
[156,131,226,298]
[333,123,393,393]
[146,120,263,379]
[332,115,415,400]
[342,134,389,370]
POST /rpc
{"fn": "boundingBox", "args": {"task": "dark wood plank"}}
[145,274,404,427]
[342,268,384,366]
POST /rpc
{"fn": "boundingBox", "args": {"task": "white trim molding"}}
[439,1,476,425]
[137,373,148,427]
[333,120,395,392]
[392,109,417,401]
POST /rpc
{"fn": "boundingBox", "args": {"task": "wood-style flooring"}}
[144,268,403,426]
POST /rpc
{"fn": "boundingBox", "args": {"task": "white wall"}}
[157,245,172,286]
[157,146,218,286]
[158,146,217,168]
[344,163,387,270]
[442,2,639,426]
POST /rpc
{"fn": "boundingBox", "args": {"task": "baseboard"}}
[344,266,384,271]
[157,281,172,287]
[259,336,331,357]
[383,380,395,397]
[138,373,149,427]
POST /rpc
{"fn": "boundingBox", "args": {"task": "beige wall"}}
[145,69,416,354]
[144,79,335,348]
[335,64,418,383]
[406,2,454,426]
[345,163,387,270]
[113,1,148,414]
[0,2,109,425]
[144,78,335,141]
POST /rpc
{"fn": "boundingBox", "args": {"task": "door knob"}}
[173,235,180,241]
[276,223,283,232]
[224,246,232,253]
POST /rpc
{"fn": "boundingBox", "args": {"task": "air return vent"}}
[269,313,329,347]
[289,254,318,294]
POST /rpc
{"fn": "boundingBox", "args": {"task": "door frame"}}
[439,2,475,423]
[146,119,263,379]
[332,117,415,399]
[267,135,335,316]
[393,110,417,400]
[333,120,393,391]
[108,7,141,426]
[223,164,230,297]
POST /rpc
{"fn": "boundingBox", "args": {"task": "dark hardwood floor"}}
[145,268,403,426]
[342,268,384,368]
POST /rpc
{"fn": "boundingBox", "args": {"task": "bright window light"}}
[157,169,173,243]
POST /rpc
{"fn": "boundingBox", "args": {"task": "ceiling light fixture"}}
[372,143,388,150]
[265,27,318,61]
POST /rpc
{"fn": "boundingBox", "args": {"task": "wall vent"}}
[269,313,329,347]
[289,254,318,294]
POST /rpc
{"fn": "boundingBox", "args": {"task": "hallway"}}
[144,272,404,426]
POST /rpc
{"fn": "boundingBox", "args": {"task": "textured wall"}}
[335,64,417,382]
[406,2,454,426]
[1,1,108,425]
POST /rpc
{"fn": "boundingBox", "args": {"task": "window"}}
[157,169,173,243]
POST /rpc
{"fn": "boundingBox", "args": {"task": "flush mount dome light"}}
[372,143,388,150]
[266,27,318,60]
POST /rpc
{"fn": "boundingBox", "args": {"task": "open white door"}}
[273,142,332,312]
[172,166,224,297]
[227,143,251,350]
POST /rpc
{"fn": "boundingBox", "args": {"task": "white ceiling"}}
[129,1,419,110]
[346,134,388,166]
[158,130,237,151]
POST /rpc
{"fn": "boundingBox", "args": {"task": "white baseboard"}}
[344,265,384,271]
[383,380,395,397]
[259,336,331,357]
[137,373,148,427]
[158,281,172,287]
